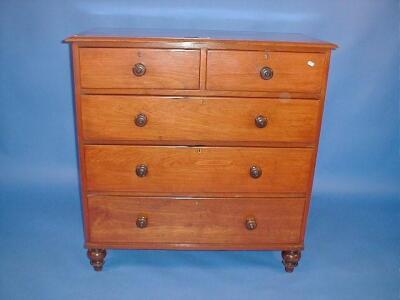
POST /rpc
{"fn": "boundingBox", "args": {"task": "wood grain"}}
[85,241,304,251]
[79,48,200,89]
[84,145,314,194]
[80,88,322,99]
[65,29,337,48]
[300,51,333,243]
[207,50,326,93]
[70,44,92,243]
[65,30,338,53]
[65,33,336,264]
[81,95,320,145]
[88,196,305,245]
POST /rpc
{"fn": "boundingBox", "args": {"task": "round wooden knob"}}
[260,66,273,80]
[135,113,148,127]
[250,165,262,179]
[245,217,257,230]
[255,115,267,128]
[133,63,146,76]
[136,215,148,228]
[136,164,148,177]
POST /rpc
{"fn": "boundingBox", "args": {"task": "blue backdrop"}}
[0,1,399,299]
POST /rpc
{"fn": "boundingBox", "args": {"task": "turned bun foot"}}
[87,248,107,271]
[281,250,302,273]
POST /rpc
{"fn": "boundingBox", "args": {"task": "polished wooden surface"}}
[79,48,200,89]
[80,88,322,100]
[81,95,320,145]
[66,31,335,271]
[207,50,326,93]
[85,241,304,251]
[84,145,314,194]
[70,44,92,243]
[65,28,337,50]
[88,196,305,245]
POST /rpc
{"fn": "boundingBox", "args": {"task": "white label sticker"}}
[307,60,316,67]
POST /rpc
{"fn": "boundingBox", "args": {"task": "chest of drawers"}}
[66,29,336,272]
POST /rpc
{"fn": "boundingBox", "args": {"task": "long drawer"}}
[79,48,200,89]
[84,145,313,194]
[207,50,326,93]
[81,95,320,145]
[88,196,305,245]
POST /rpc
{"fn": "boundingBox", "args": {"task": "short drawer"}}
[79,48,200,89]
[88,196,305,245]
[84,145,313,195]
[81,95,320,145]
[207,50,326,93]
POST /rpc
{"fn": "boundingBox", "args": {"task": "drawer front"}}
[88,196,305,245]
[207,50,326,93]
[79,48,200,89]
[84,146,313,194]
[81,95,320,144]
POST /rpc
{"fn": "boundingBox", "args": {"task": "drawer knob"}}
[255,115,268,128]
[136,164,148,177]
[135,113,148,127]
[245,217,257,230]
[136,215,148,228]
[133,63,146,76]
[250,165,262,179]
[260,66,273,80]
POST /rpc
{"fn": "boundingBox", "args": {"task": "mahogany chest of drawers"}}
[66,29,336,272]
